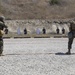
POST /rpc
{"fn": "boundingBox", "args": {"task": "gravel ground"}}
[0,38,75,75]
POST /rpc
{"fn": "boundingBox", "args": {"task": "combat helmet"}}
[0,16,5,23]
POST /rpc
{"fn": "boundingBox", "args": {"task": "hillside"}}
[0,0,75,20]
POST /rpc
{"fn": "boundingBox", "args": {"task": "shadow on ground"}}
[55,52,75,55]
[1,52,75,56]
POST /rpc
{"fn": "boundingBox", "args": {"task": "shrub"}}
[50,0,59,5]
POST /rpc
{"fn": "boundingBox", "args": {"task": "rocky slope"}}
[0,0,75,19]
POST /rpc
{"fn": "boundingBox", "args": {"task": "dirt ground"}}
[0,38,75,75]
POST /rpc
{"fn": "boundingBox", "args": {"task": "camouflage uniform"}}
[66,22,75,54]
[0,17,7,56]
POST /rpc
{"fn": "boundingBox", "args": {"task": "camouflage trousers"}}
[0,38,3,54]
[68,37,74,50]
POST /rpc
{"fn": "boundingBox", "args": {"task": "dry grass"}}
[0,0,75,19]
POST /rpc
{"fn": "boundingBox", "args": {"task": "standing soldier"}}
[62,28,65,34]
[42,27,46,34]
[56,27,59,34]
[4,28,8,34]
[66,22,75,54]
[0,16,7,56]
[24,28,27,34]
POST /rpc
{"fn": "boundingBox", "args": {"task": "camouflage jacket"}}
[0,22,7,30]
[0,21,7,36]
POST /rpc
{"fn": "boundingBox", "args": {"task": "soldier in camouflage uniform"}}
[66,22,75,54]
[0,16,7,56]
